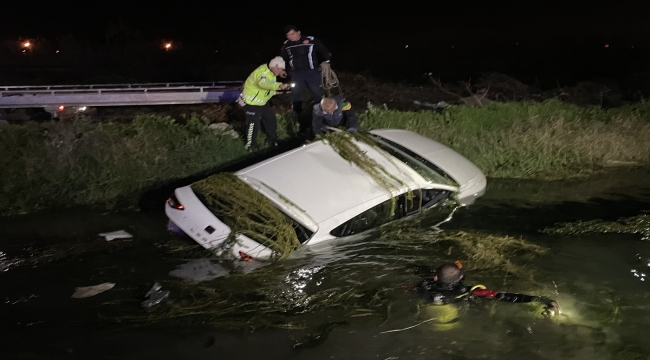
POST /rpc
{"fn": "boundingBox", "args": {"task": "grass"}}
[0,114,246,216]
[1,99,650,216]
[359,99,650,179]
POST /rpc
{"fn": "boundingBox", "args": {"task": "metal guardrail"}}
[0,81,244,112]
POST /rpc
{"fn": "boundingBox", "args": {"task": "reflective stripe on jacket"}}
[281,36,331,71]
[242,64,282,106]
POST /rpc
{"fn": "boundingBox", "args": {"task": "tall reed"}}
[359,100,650,179]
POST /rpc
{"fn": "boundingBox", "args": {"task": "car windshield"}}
[370,136,457,186]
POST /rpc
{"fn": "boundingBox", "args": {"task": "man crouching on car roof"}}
[312,96,359,137]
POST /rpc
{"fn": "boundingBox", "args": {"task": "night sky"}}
[2,0,649,85]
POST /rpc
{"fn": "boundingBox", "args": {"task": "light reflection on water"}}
[0,250,25,272]
[0,169,649,359]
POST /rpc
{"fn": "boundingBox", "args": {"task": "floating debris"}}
[292,321,348,349]
[169,259,230,284]
[540,213,650,240]
[71,282,116,298]
[98,230,133,241]
[142,282,170,308]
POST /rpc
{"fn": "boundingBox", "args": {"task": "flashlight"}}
[291,83,296,88]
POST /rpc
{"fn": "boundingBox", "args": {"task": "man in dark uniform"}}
[312,96,359,136]
[280,25,332,116]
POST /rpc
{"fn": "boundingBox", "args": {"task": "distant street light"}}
[21,40,33,54]
[164,42,172,51]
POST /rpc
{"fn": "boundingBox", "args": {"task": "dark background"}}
[1,0,649,89]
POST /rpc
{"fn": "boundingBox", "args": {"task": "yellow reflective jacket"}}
[241,64,283,106]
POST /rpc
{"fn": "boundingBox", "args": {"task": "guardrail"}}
[0,81,244,115]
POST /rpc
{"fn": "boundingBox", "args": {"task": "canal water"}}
[1,168,649,360]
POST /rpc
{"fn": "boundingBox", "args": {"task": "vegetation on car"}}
[1,98,650,216]
[189,132,437,260]
[191,173,301,260]
[319,131,416,215]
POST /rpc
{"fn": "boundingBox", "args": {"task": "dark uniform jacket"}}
[280,35,331,71]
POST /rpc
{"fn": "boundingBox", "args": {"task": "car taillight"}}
[167,193,184,210]
[239,251,254,262]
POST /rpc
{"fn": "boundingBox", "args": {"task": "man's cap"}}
[269,56,286,69]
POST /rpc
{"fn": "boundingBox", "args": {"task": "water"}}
[1,169,649,360]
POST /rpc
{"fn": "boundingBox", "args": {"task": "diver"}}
[412,261,559,327]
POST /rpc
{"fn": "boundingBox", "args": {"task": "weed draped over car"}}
[318,131,414,215]
[191,173,301,260]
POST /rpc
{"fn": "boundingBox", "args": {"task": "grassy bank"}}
[0,115,248,216]
[2,99,650,216]
[359,99,650,179]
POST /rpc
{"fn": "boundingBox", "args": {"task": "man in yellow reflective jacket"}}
[240,56,291,150]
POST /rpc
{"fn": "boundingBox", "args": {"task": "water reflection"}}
[630,253,650,282]
[0,250,25,272]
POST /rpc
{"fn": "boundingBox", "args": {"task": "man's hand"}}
[279,83,290,90]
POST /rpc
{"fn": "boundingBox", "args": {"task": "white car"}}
[165,129,486,260]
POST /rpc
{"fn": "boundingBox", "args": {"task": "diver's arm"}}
[472,288,559,313]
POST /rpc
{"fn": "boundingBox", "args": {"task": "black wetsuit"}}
[415,278,556,307]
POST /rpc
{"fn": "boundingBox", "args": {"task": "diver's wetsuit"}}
[415,278,556,307]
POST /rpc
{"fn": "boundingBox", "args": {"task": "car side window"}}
[330,198,401,237]
[405,189,451,216]
[330,189,451,237]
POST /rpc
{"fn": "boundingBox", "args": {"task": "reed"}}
[359,99,650,179]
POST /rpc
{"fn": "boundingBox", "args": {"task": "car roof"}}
[369,129,484,189]
[236,136,435,224]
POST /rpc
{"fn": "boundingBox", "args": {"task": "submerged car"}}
[165,129,486,260]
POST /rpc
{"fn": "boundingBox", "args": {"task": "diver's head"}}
[434,262,464,286]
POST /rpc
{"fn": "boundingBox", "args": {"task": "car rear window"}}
[370,135,458,186]
[193,190,314,244]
